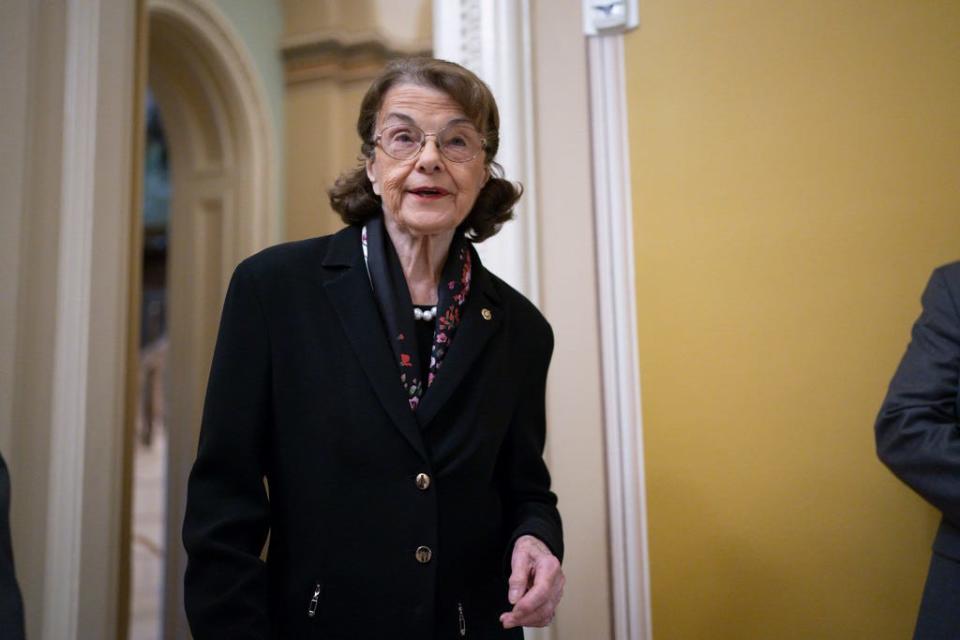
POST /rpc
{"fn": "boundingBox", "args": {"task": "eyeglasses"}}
[373,122,487,163]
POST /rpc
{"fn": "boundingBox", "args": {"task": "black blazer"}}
[0,452,25,640]
[183,224,563,640]
[876,261,960,637]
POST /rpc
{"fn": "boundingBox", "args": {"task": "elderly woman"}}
[183,58,564,639]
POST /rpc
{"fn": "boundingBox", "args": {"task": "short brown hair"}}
[328,57,521,242]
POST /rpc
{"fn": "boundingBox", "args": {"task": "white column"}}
[433,0,540,303]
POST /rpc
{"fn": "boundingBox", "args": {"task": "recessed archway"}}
[123,1,278,637]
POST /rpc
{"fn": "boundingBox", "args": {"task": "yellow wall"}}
[626,1,960,637]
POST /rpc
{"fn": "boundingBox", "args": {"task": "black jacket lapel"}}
[417,253,503,428]
[318,226,429,462]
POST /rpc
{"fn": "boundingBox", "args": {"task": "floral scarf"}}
[362,216,472,411]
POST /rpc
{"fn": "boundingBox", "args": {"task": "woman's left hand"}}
[500,534,565,629]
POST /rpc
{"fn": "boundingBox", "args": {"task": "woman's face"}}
[365,83,489,237]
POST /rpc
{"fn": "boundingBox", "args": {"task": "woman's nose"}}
[416,136,443,171]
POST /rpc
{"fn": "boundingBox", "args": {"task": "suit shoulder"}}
[933,261,960,286]
[238,235,332,276]
[486,271,554,346]
[235,225,361,286]
[928,261,960,308]
[486,272,549,326]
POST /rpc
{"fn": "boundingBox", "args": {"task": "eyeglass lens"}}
[379,124,484,162]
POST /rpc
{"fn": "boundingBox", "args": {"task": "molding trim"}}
[282,27,432,53]
[281,35,431,85]
[587,33,653,640]
[43,1,101,638]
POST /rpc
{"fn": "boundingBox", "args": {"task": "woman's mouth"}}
[408,187,450,200]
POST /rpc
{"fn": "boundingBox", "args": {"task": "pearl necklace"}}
[414,306,438,322]
[361,225,439,323]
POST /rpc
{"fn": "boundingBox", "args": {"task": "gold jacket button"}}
[415,473,431,491]
[481,308,493,320]
[415,546,433,564]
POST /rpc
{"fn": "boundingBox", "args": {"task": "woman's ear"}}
[365,156,381,196]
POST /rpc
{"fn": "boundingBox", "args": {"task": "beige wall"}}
[626,1,960,637]
[285,76,372,239]
[0,0,31,458]
[283,0,378,37]
[531,1,613,638]
[2,4,63,636]
[283,0,430,44]
[281,0,432,241]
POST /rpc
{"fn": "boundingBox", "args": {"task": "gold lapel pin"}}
[481,308,493,321]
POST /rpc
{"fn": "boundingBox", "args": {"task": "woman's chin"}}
[394,210,466,238]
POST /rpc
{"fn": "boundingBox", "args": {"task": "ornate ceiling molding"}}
[281,31,431,84]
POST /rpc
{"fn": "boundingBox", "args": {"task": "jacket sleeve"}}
[182,261,274,639]
[876,266,960,525]
[498,321,564,567]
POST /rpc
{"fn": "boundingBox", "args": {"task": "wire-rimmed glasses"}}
[373,122,487,163]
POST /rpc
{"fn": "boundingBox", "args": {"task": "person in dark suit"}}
[876,261,960,639]
[183,58,564,639]
[0,452,26,640]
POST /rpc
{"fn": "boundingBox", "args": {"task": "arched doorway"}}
[124,1,278,637]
